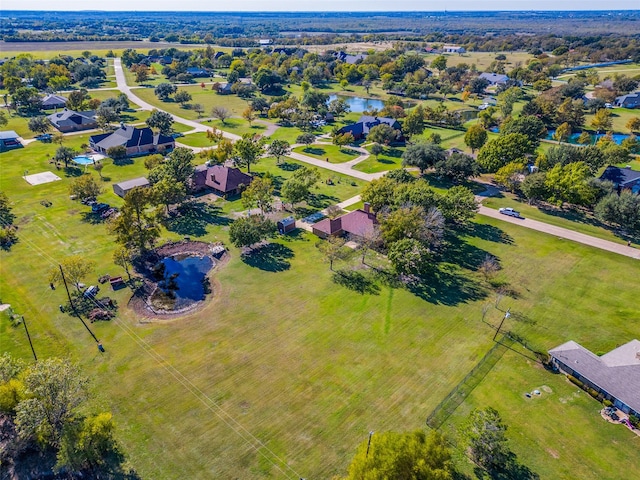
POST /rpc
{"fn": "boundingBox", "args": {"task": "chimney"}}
[329,217,342,234]
[363,202,371,213]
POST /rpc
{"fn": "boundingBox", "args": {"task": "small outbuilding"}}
[0,131,23,152]
[277,216,297,234]
[112,177,150,198]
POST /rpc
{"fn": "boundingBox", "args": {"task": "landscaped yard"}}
[353,145,405,173]
[293,144,360,163]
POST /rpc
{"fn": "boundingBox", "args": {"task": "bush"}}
[603,399,613,408]
[629,414,639,428]
[567,375,584,388]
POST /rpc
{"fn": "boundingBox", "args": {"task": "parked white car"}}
[499,207,522,218]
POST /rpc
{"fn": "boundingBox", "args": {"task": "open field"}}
[0,41,233,57]
[292,144,360,163]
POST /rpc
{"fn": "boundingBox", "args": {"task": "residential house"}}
[549,339,640,416]
[112,177,150,198]
[0,131,22,152]
[337,115,404,142]
[312,203,377,239]
[186,67,211,77]
[48,109,98,133]
[41,94,67,110]
[443,45,466,54]
[479,72,510,86]
[89,126,175,156]
[614,91,640,109]
[599,166,640,194]
[334,51,368,65]
[192,164,253,196]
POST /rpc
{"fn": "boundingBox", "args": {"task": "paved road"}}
[113,58,240,140]
[478,205,640,259]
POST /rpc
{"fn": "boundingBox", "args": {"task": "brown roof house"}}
[192,164,253,196]
[312,203,377,239]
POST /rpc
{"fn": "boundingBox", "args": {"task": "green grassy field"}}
[292,144,360,163]
[354,145,405,173]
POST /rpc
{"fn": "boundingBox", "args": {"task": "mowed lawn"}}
[292,144,360,163]
[2,125,640,479]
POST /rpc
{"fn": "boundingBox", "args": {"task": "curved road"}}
[113,58,638,260]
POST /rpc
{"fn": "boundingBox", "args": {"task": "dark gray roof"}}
[90,126,174,150]
[41,94,67,107]
[549,340,640,413]
[0,130,20,140]
[599,166,640,187]
[48,109,96,129]
[114,177,150,191]
[479,72,510,84]
[615,92,640,107]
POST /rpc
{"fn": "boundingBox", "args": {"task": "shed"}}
[0,131,22,152]
[112,177,150,198]
[277,216,296,234]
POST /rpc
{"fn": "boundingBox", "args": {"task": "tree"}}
[367,123,399,146]
[211,106,231,124]
[626,116,640,133]
[15,358,88,448]
[520,172,548,204]
[146,109,174,135]
[66,90,88,111]
[553,122,572,144]
[370,143,384,159]
[229,215,276,249]
[49,255,95,293]
[402,142,445,174]
[54,146,77,169]
[545,161,595,207]
[193,103,205,118]
[403,105,425,139]
[281,166,320,208]
[328,98,350,119]
[174,90,192,106]
[241,176,274,215]
[134,65,149,83]
[591,108,612,133]
[360,176,399,212]
[317,235,349,271]
[439,186,479,227]
[595,191,640,234]
[434,153,479,183]
[242,106,255,126]
[478,254,500,281]
[268,140,291,164]
[0,191,16,226]
[296,132,316,147]
[477,133,532,173]
[494,161,525,193]
[113,246,133,280]
[341,430,452,480]
[461,407,510,471]
[152,178,186,214]
[96,106,119,130]
[464,124,488,153]
[430,55,447,72]
[388,238,432,279]
[154,82,177,101]
[69,175,102,200]
[380,205,437,245]
[109,187,159,253]
[577,131,592,145]
[333,132,355,148]
[164,147,195,185]
[501,115,547,147]
[106,145,127,160]
[0,111,7,128]
[28,116,51,135]
[233,134,265,174]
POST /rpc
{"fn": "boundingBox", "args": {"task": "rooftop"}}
[0,130,20,140]
[599,165,640,187]
[114,177,150,190]
[549,340,640,414]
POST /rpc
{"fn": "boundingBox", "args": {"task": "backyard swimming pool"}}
[73,155,96,165]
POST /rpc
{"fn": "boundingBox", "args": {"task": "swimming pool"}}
[73,155,95,165]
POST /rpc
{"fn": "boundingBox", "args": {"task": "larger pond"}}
[545,131,631,145]
[328,94,385,112]
[152,255,214,310]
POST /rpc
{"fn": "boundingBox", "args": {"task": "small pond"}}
[328,94,385,112]
[545,131,631,145]
[151,255,214,310]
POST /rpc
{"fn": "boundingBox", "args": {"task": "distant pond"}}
[328,95,385,112]
[545,131,631,146]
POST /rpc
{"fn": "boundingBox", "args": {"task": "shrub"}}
[603,399,613,408]
[629,415,639,428]
[567,375,584,388]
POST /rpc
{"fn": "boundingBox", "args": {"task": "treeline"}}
[2,34,141,43]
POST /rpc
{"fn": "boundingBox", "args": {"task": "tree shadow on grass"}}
[441,236,495,271]
[79,212,107,224]
[241,242,294,272]
[112,157,133,166]
[63,166,83,177]
[278,161,302,172]
[465,223,514,245]
[473,453,539,480]
[332,269,381,295]
[407,263,486,306]
[303,147,326,156]
[165,202,230,237]
[308,193,340,209]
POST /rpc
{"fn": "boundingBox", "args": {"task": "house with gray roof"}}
[0,131,22,152]
[549,339,640,416]
[334,51,368,65]
[89,126,174,156]
[614,91,640,109]
[41,94,67,110]
[337,115,404,142]
[479,72,510,86]
[599,166,640,195]
[48,109,98,133]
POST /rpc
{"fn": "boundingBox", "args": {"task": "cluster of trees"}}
[339,406,519,479]
[0,191,18,249]
[360,170,478,280]
[0,354,130,476]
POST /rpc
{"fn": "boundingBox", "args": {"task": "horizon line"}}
[2,8,640,12]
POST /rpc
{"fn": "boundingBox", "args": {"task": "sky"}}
[2,1,639,11]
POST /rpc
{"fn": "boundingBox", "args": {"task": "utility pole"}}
[493,308,511,342]
[366,431,374,457]
[22,316,37,362]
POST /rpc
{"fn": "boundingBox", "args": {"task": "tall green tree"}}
[109,187,159,253]
[54,146,77,169]
[28,116,51,135]
[595,191,640,234]
[233,134,265,174]
[152,178,186,214]
[49,256,95,292]
[229,215,276,249]
[403,105,425,139]
[464,124,488,153]
[477,133,532,173]
[590,108,612,133]
[267,139,291,164]
[367,123,400,145]
[69,175,102,200]
[461,407,510,471]
[241,176,274,215]
[434,153,479,183]
[401,142,445,174]
[146,109,174,135]
[317,235,349,271]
